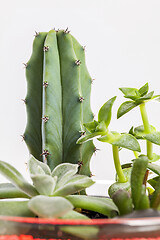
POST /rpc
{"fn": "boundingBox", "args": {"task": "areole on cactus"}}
[23,29,95,175]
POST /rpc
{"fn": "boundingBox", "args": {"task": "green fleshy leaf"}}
[138,83,149,96]
[53,175,94,196]
[0,183,29,199]
[134,125,156,137]
[95,121,107,132]
[148,176,159,189]
[66,195,118,217]
[148,163,160,175]
[138,185,150,210]
[61,210,99,239]
[117,101,138,118]
[117,167,132,182]
[137,91,154,102]
[52,163,78,189]
[0,160,38,197]
[84,120,98,133]
[98,131,120,143]
[131,155,148,210]
[98,96,116,128]
[153,95,160,101]
[108,181,130,198]
[150,176,160,208]
[31,175,57,195]
[149,153,160,163]
[144,131,160,145]
[77,132,102,144]
[119,87,138,97]
[0,200,34,217]
[28,195,73,218]
[112,133,141,152]
[112,189,133,215]
[29,155,51,175]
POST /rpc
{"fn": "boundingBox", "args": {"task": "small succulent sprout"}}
[117,83,160,118]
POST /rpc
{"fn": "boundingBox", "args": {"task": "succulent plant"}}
[78,83,160,217]
[23,29,95,177]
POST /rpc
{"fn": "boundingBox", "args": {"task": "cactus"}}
[24,29,95,174]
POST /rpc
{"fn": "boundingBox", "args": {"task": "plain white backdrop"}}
[1,0,160,194]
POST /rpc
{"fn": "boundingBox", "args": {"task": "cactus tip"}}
[91,78,95,84]
[43,46,49,52]
[79,130,86,136]
[63,27,70,34]
[94,147,100,154]
[41,149,50,157]
[82,46,86,51]
[43,81,48,88]
[42,116,49,123]
[79,96,85,102]
[78,161,83,168]
[21,99,26,104]
[20,134,25,141]
[34,31,40,37]
[23,63,28,68]
[75,59,81,66]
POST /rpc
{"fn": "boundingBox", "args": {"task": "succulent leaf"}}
[0,160,38,197]
[28,195,73,218]
[0,183,29,199]
[98,96,116,128]
[117,101,138,118]
[51,163,78,189]
[53,175,94,196]
[31,175,57,195]
[138,83,149,96]
[29,155,51,175]
[66,195,118,217]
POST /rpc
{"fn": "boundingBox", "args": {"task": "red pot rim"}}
[1,216,160,226]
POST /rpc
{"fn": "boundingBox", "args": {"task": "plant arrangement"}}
[1,29,160,239]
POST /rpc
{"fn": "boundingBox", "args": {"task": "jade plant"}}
[78,82,160,216]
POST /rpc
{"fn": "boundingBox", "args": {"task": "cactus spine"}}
[24,29,95,175]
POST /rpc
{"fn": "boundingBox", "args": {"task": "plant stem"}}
[112,145,126,183]
[139,103,153,160]
[134,151,139,159]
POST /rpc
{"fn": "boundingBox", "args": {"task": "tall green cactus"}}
[24,29,95,175]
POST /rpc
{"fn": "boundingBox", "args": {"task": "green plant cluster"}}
[78,82,160,215]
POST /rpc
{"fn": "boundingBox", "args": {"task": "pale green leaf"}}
[138,83,148,96]
[52,163,78,189]
[0,183,29,199]
[28,195,73,218]
[29,155,51,175]
[66,195,118,217]
[53,175,94,196]
[77,132,102,144]
[119,87,138,97]
[0,200,34,217]
[0,160,38,197]
[31,175,57,195]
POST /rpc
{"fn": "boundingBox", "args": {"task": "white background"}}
[0,0,160,194]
